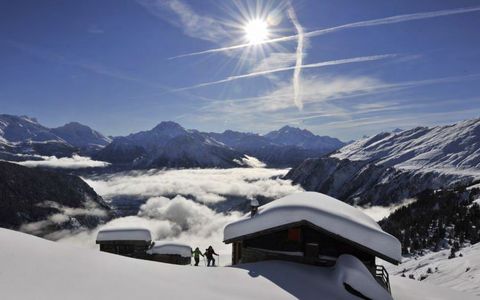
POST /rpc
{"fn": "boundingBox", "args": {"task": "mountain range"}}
[0,114,111,160]
[0,114,345,169]
[285,118,480,205]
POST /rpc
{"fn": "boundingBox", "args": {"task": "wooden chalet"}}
[223,193,402,293]
[96,227,153,259]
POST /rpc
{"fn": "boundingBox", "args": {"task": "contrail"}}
[172,54,397,92]
[287,3,305,110]
[169,5,480,59]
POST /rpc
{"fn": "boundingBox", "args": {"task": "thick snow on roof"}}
[0,229,475,300]
[224,192,402,263]
[147,241,192,257]
[96,227,152,242]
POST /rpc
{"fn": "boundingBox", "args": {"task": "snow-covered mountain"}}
[0,114,61,142]
[332,118,480,173]
[265,125,345,151]
[95,121,247,168]
[0,114,111,158]
[1,228,476,300]
[207,126,345,167]
[52,122,111,151]
[285,118,480,205]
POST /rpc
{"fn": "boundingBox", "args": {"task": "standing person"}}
[192,247,204,266]
[205,245,219,267]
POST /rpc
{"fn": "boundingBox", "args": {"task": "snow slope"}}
[0,228,473,300]
[332,118,480,174]
[388,243,480,297]
[286,118,480,205]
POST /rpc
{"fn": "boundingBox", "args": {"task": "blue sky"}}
[1,0,480,140]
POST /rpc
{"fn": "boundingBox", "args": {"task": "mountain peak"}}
[152,121,185,132]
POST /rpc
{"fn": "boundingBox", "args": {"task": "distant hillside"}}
[0,161,112,235]
[286,118,480,205]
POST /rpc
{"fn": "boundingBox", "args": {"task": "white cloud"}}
[287,3,305,110]
[359,198,416,221]
[13,155,110,169]
[48,168,302,255]
[170,5,480,58]
[173,54,394,92]
[20,200,109,235]
[136,0,229,43]
[251,52,297,73]
[85,167,302,204]
[56,195,244,256]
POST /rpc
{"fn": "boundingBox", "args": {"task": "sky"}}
[1,0,480,140]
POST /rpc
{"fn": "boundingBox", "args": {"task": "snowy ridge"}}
[224,192,402,263]
[332,118,480,174]
[286,118,480,205]
[1,228,474,300]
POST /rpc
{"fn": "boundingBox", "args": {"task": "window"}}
[287,228,301,241]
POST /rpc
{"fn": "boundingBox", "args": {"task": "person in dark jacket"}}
[204,246,219,267]
[192,247,204,266]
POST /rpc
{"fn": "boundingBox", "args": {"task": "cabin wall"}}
[231,225,376,268]
[98,241,151,259]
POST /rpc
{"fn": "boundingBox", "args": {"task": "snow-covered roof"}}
[223,192,402,263]
[96,227,152,242]
[147,241,192,257]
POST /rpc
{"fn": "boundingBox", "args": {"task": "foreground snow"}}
[388,243,480,297]
[0,229,476,300]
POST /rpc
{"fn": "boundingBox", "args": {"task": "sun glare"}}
[244,19,269,44]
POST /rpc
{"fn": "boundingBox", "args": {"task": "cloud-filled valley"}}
[43,167,303,255]
[84,167,302,204]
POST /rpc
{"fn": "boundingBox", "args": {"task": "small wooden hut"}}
[223,192,402,293]
[96,227,152,259]
[147,241,192,265]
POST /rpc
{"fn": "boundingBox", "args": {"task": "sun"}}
[244,19,269,44]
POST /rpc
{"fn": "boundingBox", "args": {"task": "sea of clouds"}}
[84,167,301,204]
[49,167,304,258]
[13,154,110,169]
[25,166,400,260]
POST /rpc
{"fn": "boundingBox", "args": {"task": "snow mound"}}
[0,229,475,300]
[147,241,192,257]
[224,192,402,263]
[96,227,152,242]
[334,254,392,300]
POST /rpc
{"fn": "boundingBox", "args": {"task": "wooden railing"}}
[375,264,391,294]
